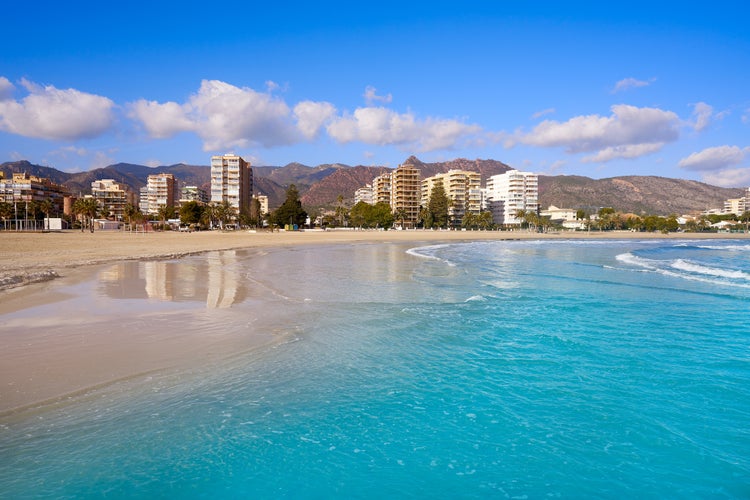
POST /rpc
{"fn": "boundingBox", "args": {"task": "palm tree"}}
[0,201,13,230]
[123,203,139,231]
[39,199,54,231]
[73,198,99,232]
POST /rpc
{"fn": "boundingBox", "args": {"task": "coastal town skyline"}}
[2,2,748,186]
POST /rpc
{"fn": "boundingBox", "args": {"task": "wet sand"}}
[3,228,745,279]
[1,229,747,415]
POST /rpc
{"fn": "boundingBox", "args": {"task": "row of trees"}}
[6,186,750,234]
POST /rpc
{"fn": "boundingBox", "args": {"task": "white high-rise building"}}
[210,154,253,213]
[145,173,178,215]
[485,170,539,225]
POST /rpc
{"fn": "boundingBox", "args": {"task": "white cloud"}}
[0,77,14,100]
[129,79,300,151]
[0,78,115,140]
[583,143,665,163]
[364,86,393,105]
[611,77,655,94]
[129,100,195,138]
[49,145,89,158]
[293,100,337,139]
[531,108,555,120]
[513,104,680,162]
[327,107,481,152]
[701,167,750,188]
[691,102,713,132]
[678,145,749,171]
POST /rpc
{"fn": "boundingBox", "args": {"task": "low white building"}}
[541,205,585,230]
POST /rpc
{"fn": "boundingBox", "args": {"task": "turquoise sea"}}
[1,238,749,498]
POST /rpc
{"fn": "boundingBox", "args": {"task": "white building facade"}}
[355,184,374,205]
[210,154,253,213]
[485,170,539,226]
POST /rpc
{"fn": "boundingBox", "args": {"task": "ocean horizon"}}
[1,238,749,498]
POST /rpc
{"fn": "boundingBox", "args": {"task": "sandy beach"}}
[1,228,747,416]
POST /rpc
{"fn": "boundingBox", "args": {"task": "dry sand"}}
[1,228,746,415]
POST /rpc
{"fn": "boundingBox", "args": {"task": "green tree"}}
[0,201,12,230]
[271,184,307,228]
[335,195,348,227]
[123,203,139,231]
[73,197,99,232]
[371,202,394,228]
[157,205,176,229]
[425,183,450,229]
[394,208,407,229]
[213,200,236,230]
[179,201,204,226]
[514,209,527,229]
[349,201,370,228]
[575,209,587,221]
[248,197,262,227]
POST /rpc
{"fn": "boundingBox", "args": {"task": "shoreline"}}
[1,229,748,416]
[2,228,748,290]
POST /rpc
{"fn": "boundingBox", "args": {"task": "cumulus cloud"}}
[678,145,749,171]
[0,78,115,140]
[691,102,713,132]
[364,86,393,105]
[129,100,195,138]
[583,143,665,163]
[327,107,481,152]
[0,77,14,100]
[611,77,655,94]
[293,101,337,139]
[512,104,680,162]
[129,79,302,151]
[700,167,750,188]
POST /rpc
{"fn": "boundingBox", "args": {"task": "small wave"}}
[670,259,750,281]
[692,244,750,252]
[465,295,487,302]
[615,252,657,270]
[406,244,456,266]
[615,252,750,289]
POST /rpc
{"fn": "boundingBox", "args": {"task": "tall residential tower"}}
[210,154,253,213]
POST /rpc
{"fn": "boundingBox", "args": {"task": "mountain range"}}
[1,157,744,216]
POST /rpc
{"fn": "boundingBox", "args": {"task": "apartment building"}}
[723,188,750,215]
[391,163,421,228]
[0,172,69,214]
[485,169,539,225]
[372,173,391,205]
[256,194,269,215]
[422,169,481,227]
[180,185,209,205]
[354,184,374,205]
[145,173,178,215]
[91,179,135,221]
[210,154,253,213]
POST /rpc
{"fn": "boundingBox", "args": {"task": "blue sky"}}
[1,1,749,186]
